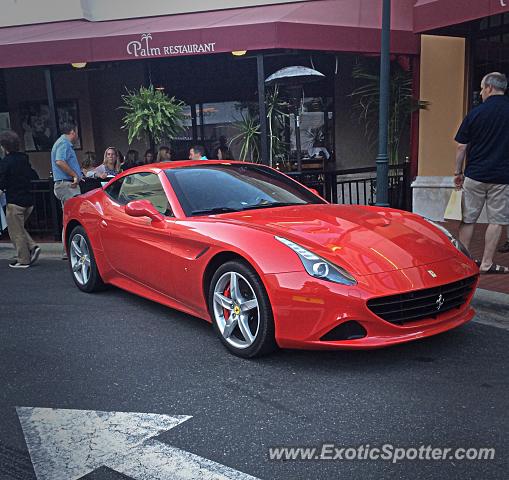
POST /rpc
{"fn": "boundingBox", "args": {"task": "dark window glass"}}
[165,164,325,216]
[105,172,172,216]
[490,14,502,28]
[104,177,125,201]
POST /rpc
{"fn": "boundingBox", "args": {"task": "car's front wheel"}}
[208,260,276,358]
[68,225,105,293]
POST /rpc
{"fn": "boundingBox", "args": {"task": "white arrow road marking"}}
[17,407,259,480]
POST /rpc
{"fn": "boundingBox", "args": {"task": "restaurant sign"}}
[126,33,216,58]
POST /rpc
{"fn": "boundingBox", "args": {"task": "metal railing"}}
[287,163,412,211]
[26,179,61,239]
[2,166,411,240]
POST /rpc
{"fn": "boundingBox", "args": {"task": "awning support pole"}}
[44,67,61,240]
[44,68,58,143]
[257,53,269,165]
[143,60,155,151]
[376,0,391,207]
[191,103,198,142]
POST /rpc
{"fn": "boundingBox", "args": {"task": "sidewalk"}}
[0,241,63,259]
[441,220,509,295]
[1,239,507,330]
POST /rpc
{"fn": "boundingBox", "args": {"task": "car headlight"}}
[424,219,472,259]
[275,236,356,285]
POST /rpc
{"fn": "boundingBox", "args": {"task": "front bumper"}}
[265,256,479,350]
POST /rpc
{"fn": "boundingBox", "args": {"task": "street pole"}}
[257,54,269,165]
[375,0,391,207]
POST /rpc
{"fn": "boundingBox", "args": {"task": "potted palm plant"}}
[349,57,428,165]
[230,87,289,166]
[120,85,185,149]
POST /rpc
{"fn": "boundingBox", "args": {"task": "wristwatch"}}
[454,171,463,176]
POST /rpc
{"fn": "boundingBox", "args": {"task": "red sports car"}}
[63,161,479,357]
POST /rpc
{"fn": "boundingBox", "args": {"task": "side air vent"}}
[320,321,367,341]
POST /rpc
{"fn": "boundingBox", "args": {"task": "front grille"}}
[367,275,478,325]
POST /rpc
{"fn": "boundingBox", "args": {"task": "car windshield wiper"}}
[191,207,241,215]
[242,202,304,210]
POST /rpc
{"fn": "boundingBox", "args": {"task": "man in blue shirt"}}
[51,123,82,258]
[454,72,509,274]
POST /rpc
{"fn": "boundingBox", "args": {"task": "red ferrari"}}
[63,161,479,357]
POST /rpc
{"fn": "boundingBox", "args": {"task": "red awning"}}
[414,0,509,33]
[0,0,418,69]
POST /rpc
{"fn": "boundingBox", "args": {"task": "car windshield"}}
[165,163,325,216]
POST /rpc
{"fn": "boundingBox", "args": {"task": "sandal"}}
[479,263,509,274]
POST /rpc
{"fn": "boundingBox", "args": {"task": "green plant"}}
[350,58,428,165]
[265,85,289,166]
[120,85,185,145]
[230,89,289,165]
[230,111,261,162]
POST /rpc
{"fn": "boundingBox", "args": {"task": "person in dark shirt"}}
[123,149,139,170]
[142,149,155,164]
[454,72,509,274]
[0,130,40,268]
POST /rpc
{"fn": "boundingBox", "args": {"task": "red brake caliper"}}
[223,284,231,321]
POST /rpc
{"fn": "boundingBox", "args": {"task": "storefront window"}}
[288,96,333,170]
[197,101,249,159]
[472,14,509,105]
[175,104,194,141]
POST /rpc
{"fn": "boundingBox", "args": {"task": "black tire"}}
[68,225,105,293]
[208,260,276,358]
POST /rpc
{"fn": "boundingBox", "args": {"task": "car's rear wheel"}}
[208,260,276,358]
[68,226,105,293]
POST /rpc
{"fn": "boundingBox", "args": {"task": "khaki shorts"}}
[54,181,80,206]
[462,177,509,225]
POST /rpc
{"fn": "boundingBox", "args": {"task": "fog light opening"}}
[320,321,367,341]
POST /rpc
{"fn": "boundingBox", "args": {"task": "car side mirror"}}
[125,199,164,223]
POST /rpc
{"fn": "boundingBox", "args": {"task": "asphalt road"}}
[0,258,507,480]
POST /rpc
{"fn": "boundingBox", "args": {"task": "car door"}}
[100,172,176,297]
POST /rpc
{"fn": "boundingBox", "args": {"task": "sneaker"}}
[62,253,68,260]
[9,261,30,269]
[30,246,41,264]
[498,241,509,253]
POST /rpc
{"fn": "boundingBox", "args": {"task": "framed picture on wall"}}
[57,100,82,149]
[19,100,82,152]
[0,112,10,135]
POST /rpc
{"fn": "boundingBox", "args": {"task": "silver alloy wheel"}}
[213,271,260,349]
[70,233,92,286]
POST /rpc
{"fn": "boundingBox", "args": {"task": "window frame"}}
[104,171,174,217]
